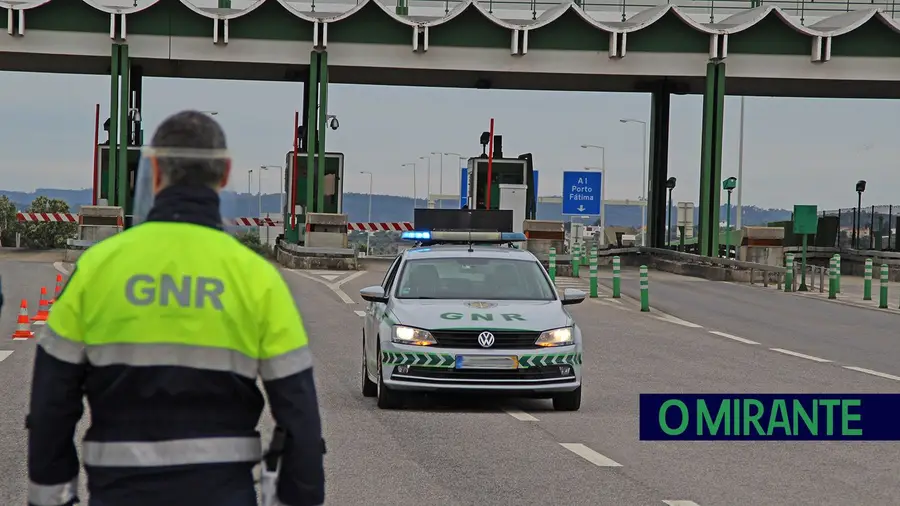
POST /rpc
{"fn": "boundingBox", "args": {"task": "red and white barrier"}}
[232,217,283,227]
[17,212,78,223]
[348,222,413,232]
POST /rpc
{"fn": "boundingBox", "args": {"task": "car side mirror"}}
[360,285,388,303]
[561,288,586,305]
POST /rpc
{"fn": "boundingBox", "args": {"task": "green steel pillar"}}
[117,44,130,209]
[108,44,121,205]
[589,247,598,298]
[697,62,726,257]
[316,51,329,213]
[304,51,320,224]
[879,264,888,309]
[864,258,872,301]
[548,247,557,282]
[395,0,408,15]
[647,85,671,248]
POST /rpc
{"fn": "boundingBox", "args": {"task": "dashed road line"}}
[663,501,701,506]
[708,330,759,345]
[559,443,622,467]
[0,351,13,363]
[503,408,539,421]
[769,348,832,363]
[843,366,900,382]
[354,310,366,317]
[653,314,703,328]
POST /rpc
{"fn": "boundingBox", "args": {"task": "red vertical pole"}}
[486,118,495,209]
[92,103,100,205]
[292,111,299,229]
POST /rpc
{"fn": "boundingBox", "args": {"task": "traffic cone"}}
[12,300,34,339]
[32,287,50,322]
[50,274,63,305]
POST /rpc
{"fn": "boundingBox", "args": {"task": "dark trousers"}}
[89,487,257,506]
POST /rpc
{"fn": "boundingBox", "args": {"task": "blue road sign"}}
[460,167,468,208]
[562,171,602,215]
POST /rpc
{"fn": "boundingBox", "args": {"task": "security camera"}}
[327,115,339,130]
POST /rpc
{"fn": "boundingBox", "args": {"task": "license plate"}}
[455,355,518,370]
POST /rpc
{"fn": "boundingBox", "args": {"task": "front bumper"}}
[380,343,582,394]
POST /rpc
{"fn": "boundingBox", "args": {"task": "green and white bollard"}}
[549,247,557,282]
[784,253,794,292]
[864,258,873,301]
[612,256,621,299]
[639,265,649,312]
[828,257,837,300]
[589,247,598,298]
[879,264,888,309]
[572,243,581,278]
[834,254,841,293]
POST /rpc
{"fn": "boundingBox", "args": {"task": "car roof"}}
[402,244,538,261]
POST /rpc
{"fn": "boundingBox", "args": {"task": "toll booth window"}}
[395,258,555,300]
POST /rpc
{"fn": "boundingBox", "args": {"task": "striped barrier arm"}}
[16,212,78,223]
[348,222,413,232]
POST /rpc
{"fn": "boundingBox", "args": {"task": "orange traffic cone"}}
[50,274,63,305]
[31,287,50,322]
[12,300,34,339]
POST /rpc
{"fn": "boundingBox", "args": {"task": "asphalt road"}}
[597,268,900,378]
[1,257,899,505]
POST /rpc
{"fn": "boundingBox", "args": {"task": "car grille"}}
[430,330,542,349]
[392,366,576,386]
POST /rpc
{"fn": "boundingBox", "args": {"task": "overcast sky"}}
[2,69,898,211]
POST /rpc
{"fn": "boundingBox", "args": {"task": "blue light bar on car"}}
[400,230,527,243]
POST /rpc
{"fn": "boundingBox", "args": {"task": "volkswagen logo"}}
[478,331,495,348]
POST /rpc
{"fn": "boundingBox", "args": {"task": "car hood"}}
[389,299,572,331]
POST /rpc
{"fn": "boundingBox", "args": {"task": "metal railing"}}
[821,205,900,251]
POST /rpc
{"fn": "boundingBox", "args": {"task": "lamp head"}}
[665,177,677,190]
[856,180,867,193]
[723,177,737,191]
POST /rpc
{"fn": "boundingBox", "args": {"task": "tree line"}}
[0,195,78,249]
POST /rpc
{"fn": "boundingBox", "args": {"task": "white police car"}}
[359,229,585,411]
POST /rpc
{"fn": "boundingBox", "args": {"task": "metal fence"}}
[820,205,899,251]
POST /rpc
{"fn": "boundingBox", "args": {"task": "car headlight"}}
[535,327,574,347]
[392,326,437,346]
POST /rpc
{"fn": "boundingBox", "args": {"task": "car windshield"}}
[395,257,556,300]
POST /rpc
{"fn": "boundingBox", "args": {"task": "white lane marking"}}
[0,351,13,363]
[843,366,900,382]
[653,314,703,328]
[503,408,538,421]
[559,443,622,467]
[354,310,366,317]
[32,321,46,326]
[708,330,759,345]
[53,262,71,275]
[769,348,832,363]
[663,501,701,506]
[320,274,340,281]
[289,269,366,304]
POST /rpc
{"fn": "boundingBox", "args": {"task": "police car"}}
[359,215,585,411]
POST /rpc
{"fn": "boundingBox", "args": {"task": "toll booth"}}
[305,212,349,248]
[466,156,536,219]
[283,151,345,244]
[98,145,140,227]
[738,226,785,266]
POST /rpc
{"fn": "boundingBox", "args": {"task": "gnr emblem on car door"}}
[478,331,495,348]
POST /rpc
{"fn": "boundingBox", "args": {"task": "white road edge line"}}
[53,261,71,275]
[708,330,759,345]
[663,501,701,506]
[0,351,13,363]
[503,408,539,421]
[559,443,622,467]
[289,270,366,304]
[769,348,832,363]
[843,366,900,382]
[353,310,366,317]
[653,314,703,328]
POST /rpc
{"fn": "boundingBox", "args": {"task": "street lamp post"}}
[665,177,677,247]
[402,163,416,212]
[580,144,606,171]
[442,152,464,206]
[260,165,283,216]
[361,171,373,254]
[723,177,737,258]
[620,119,648,246]
[855,180,867,249]
[430,151,445,208]
[247,168,253,194]
[419,155,432,207]
[736,96,746,231]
